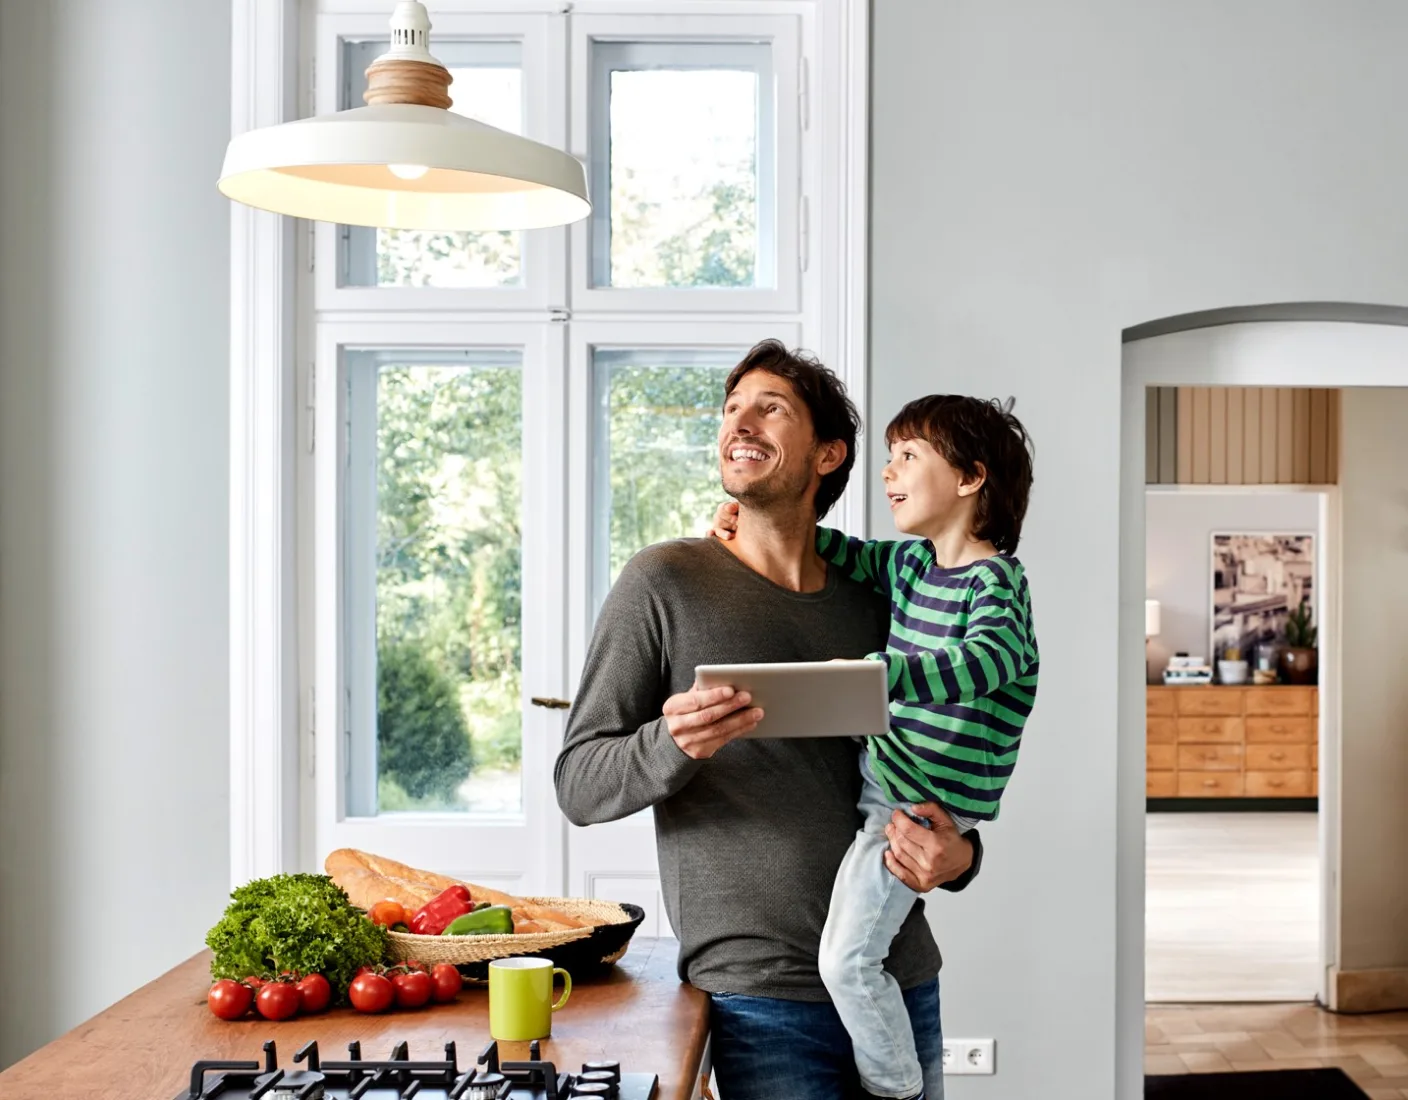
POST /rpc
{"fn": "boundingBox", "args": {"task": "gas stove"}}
[174,1038,658,1100]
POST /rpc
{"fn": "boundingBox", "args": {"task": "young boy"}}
[712,395,1038,1100]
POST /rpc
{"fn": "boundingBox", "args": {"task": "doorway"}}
[1142,397,1330,1003]
[1116,309,1408,1095]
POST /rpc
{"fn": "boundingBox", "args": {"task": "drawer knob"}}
[1271,752,1285,761]
[1203,780,1216,788]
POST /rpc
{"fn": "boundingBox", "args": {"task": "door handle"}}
[531,696,572,710]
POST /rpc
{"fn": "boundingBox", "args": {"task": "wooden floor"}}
[1146,811,1319,1002]
[1147,1003,1408,1098]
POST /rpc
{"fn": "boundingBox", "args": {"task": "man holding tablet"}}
[554,340,980,1100]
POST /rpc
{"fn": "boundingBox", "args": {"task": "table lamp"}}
[1145,599,1161,683]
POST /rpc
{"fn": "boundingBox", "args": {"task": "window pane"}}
[347,350,522,815]
[592,348,740,613]
[591,43,774,289]
[340,41,524,288]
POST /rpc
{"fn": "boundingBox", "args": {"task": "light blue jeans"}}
[818,753,959,1099]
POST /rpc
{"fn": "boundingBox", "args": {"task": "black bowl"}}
[455,902,647,982]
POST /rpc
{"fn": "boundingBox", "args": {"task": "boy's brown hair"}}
[885,396,1034,553]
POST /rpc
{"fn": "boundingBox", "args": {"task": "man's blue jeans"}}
[708,977,943,1100]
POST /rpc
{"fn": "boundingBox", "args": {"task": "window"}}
[588,43,774,290]
[297,4,866,901]
[591,347,739,614]
[344,348,524,817]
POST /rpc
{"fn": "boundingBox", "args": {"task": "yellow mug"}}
[488,957,572,1041]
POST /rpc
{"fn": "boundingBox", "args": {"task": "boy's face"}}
[882,436,982,537]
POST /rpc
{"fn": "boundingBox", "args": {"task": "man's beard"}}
[721,451,817,511]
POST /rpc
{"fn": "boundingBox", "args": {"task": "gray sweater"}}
[554,538,981,1001]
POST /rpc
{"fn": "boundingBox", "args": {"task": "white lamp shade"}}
[1145,599,1162,638]
[218,104,590,231]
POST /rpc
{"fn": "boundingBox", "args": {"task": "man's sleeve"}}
[938,828,983,892]
[553,555,703,826]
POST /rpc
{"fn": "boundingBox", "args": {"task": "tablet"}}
[693,660,891,738]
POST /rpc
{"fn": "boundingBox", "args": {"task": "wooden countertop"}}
[0,937,708,1100]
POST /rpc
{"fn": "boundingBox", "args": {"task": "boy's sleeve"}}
[871,560,1035,705]
[816,526,905,595]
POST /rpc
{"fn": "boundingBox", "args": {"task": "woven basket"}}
[385,897,629,967]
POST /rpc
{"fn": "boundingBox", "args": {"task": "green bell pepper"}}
[441,904,514,936]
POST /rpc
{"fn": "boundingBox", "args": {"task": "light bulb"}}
[388,163,430,180]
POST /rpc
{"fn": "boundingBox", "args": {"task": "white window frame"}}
[229,0,869,885]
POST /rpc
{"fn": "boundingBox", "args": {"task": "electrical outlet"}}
[941,1038,996,1075]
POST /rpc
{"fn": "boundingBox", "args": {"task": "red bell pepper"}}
[409,885,474,936]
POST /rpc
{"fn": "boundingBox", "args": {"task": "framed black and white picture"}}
[1210,532,1315,660]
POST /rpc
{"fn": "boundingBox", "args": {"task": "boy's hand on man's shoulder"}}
[704,500,740,541]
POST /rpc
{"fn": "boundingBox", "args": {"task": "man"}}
[554,341,981,1099]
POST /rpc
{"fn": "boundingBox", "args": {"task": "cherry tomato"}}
[255,981,301,1021]
[243,975,266,990]
[392,968,433,1009]
[208,979,254,1021]
[430,963,462,1003]
[348,971,395,1014]
[369,900,407,928]
[295,973,332,1015]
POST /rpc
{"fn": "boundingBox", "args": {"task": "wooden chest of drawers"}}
[1146,685,1318,799]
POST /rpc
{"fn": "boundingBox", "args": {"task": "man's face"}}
[719,369,831,511]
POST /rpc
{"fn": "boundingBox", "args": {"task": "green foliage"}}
[601,364,732,583]
[377,636,474,802]
[376,227,520,288]
[205,874,387,1000]
[373,364,520,808]
[1284,600,1317,648]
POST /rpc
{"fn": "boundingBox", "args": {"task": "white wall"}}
[0,0,231,1068]
[1146,490,1323,675]
[1337,389,1408,974]
[870,4,1408,1097]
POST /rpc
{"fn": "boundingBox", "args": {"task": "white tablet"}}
[693,660,891,738]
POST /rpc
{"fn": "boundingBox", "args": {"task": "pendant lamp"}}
[218,1,590,230]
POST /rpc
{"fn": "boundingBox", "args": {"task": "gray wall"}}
[1146,490,1323,676]
[0,0,231,1067]
[870,3,1408,1097]
[1338,389,1408,974]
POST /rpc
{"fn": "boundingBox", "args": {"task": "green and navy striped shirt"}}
[817,528,1039,821]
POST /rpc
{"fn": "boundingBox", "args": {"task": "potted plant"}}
[1278,600,1318,685]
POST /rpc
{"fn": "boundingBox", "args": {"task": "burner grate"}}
[175,1038,657,1100]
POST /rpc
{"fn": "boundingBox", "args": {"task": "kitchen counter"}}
[0,937,709,1100]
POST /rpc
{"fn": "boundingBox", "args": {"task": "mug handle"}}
[550,967,572,1011]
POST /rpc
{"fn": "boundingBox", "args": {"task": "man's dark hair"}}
[724,340,860,520]
[885,395,1034,554]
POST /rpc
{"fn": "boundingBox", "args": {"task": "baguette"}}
[324,848,599,929]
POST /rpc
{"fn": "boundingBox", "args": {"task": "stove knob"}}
[569,1083,612,1098]
[466,1071,507,1099]
[577,1070,618,1093]
[581,1061,620,1084]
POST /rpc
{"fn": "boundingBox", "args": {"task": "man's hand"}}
[663,682,763,760]
[704,500,740,541]
[883,802,974,892]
